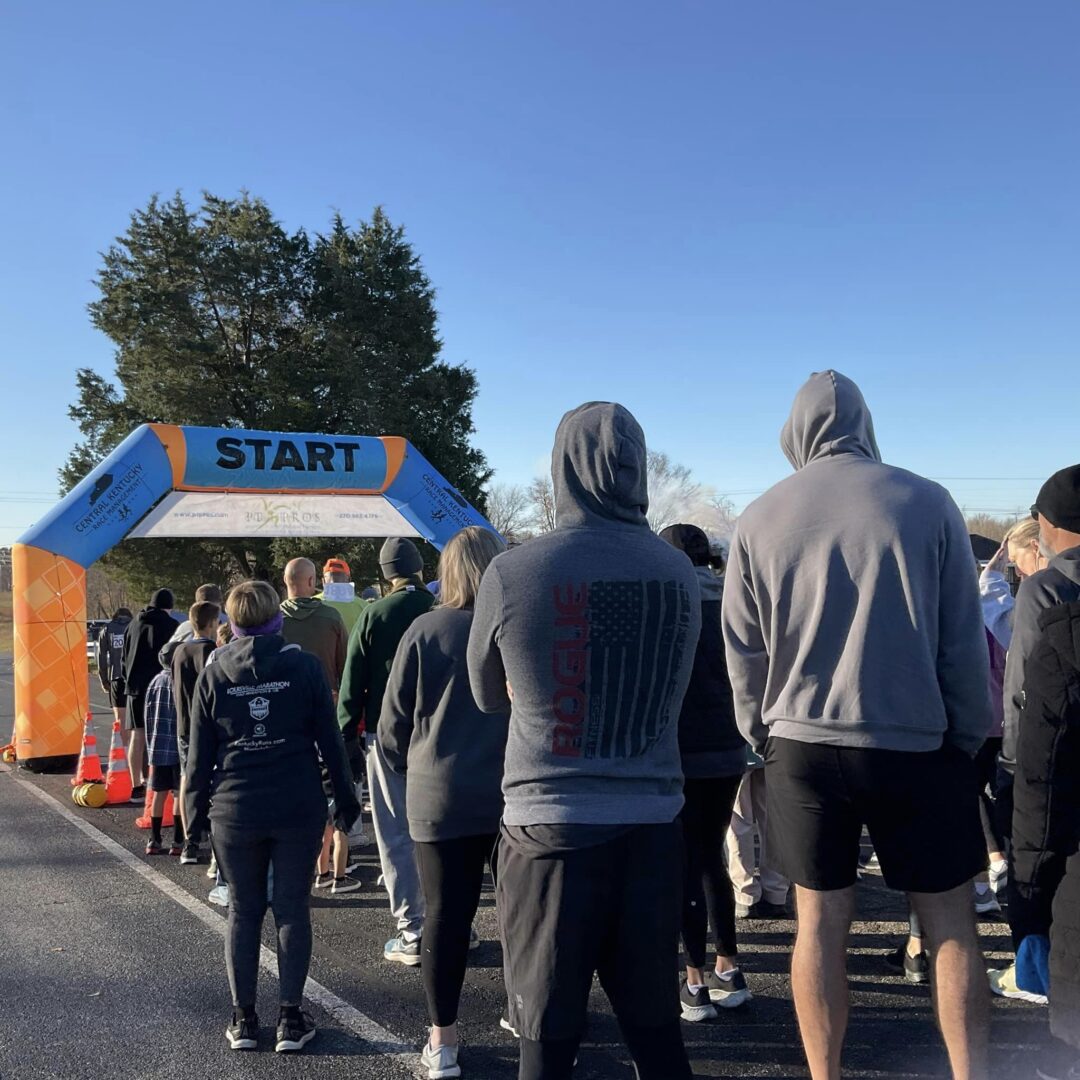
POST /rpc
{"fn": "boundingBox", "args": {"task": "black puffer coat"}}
[1009,600,1080,1045]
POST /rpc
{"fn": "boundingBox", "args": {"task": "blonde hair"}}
[225,580,280,628]
[438,527,506,610]
[1005,518,1040,555]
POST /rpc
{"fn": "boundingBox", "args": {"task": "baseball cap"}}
[323,558,350,575]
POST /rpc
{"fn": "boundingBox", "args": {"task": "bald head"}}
[284,558,317,599]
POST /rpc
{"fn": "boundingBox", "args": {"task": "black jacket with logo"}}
[1010,601,1080,948]
[184,634,359,839]
[96,614,131,690]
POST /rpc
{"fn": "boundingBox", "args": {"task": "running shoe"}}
[384,932,422,966]
[988,964,1049,1005]
[168,843,183,857]
[226,1011,259,1051]
[883,945,930,985]
[313,871,334,889]
[275,1010,317,1052]
[974,886,1002,916]
[679,978,717,1023]
[129,785,146,803]
[331,874,361,895]
[421,1041,462,1079]
[499,1012,520,1038]
[206,856,218,879]
[208,883,230,907]
[705,968,752,1008]
[145,839,165,856]
[180,843,200,865]
[989,859,1009,897]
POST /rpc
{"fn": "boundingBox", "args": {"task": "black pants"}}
[414,833,497,1027]
[211,820,323,1008]
[974,737,1005,855]
[680,774,741,967]
[498,821,692,1080]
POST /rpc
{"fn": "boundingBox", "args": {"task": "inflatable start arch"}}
[12,423,496,770]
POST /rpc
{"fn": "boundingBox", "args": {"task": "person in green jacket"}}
[280,559,347,695]
[315,558,370,636]
[338,538,434,963]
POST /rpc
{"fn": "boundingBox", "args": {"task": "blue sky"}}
[2,0,1078,546]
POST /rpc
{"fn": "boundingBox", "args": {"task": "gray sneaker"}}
[421,1041,461,1079]
[384,932,421,966]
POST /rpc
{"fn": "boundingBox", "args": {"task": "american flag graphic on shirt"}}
[551,578,693,760]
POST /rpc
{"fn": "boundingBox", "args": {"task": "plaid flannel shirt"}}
[144,668,179,767]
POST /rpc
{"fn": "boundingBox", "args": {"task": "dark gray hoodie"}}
[722,370,992,755]
[467,402,702,826]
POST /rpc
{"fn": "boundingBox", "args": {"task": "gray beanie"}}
[379,538,423,580]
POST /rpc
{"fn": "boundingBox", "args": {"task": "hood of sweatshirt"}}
[780,370,882,471]
[551,401,649,529]
[213,634,300,682]
[281,596,329,621]
[1051,546,1080,587]
[694,565,722,603]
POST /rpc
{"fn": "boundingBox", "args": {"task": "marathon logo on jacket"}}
[551,579,693,760]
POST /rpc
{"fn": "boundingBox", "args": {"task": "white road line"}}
[7,767,423,1075]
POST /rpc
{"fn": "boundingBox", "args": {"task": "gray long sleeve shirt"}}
[722,370,992,756]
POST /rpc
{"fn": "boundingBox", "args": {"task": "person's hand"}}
[986,542,1009,575]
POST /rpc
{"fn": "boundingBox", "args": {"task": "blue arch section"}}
[22,426,174,568]
[18,424,497,565]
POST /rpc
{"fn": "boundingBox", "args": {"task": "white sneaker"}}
[331,874,362,895]
[974,885,1001,915]
[990,859,1008,896]
[421,1042,461,1079]
[208,884,230,907]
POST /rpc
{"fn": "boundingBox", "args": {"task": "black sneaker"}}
[226,1011,259,1051]
[180,843,200,865]
[883,945,930,985]
[749,900,790,919]
[679,978,717,1022]
[275,1010,317,1052]
[705,968,752,1008]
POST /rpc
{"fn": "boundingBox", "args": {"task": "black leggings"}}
[680,774,742,967]
[414,833,497,1027]
[211,820,323,1008]
[974,737,1005,856]
[519,1019,691,1080]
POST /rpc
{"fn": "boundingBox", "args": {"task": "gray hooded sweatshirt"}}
[722,370,991,755]
[467,402,702,827]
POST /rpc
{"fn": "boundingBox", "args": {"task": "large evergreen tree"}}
[64,192,488,600]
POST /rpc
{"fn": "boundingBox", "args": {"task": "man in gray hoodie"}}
[469,402,701,1080]
[722,371,991,1080]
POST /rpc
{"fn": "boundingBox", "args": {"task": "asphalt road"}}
[0,654,1051,1079]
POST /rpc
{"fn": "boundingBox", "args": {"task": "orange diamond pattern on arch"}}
[12,544,88,762]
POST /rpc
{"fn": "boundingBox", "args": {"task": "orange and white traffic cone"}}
[104,719,133,805]
[71,713,105,786]
[135,768,174,829]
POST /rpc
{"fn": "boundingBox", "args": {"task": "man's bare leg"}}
[791,884,855,1080]
[909,885,988,1080]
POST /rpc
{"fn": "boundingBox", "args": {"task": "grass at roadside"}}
[0,592,11,654]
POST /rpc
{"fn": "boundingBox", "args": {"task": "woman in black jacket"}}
[659,524,750,1022]
[379,526,508,1080]
[185,580,359,1054]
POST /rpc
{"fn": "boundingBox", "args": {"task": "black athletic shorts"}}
[125,692,146,731]
[150,764,180,792]
[764,736,986,894]
[106,679,126,710]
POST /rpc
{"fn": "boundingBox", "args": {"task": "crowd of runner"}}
[91,371,1080,1080]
